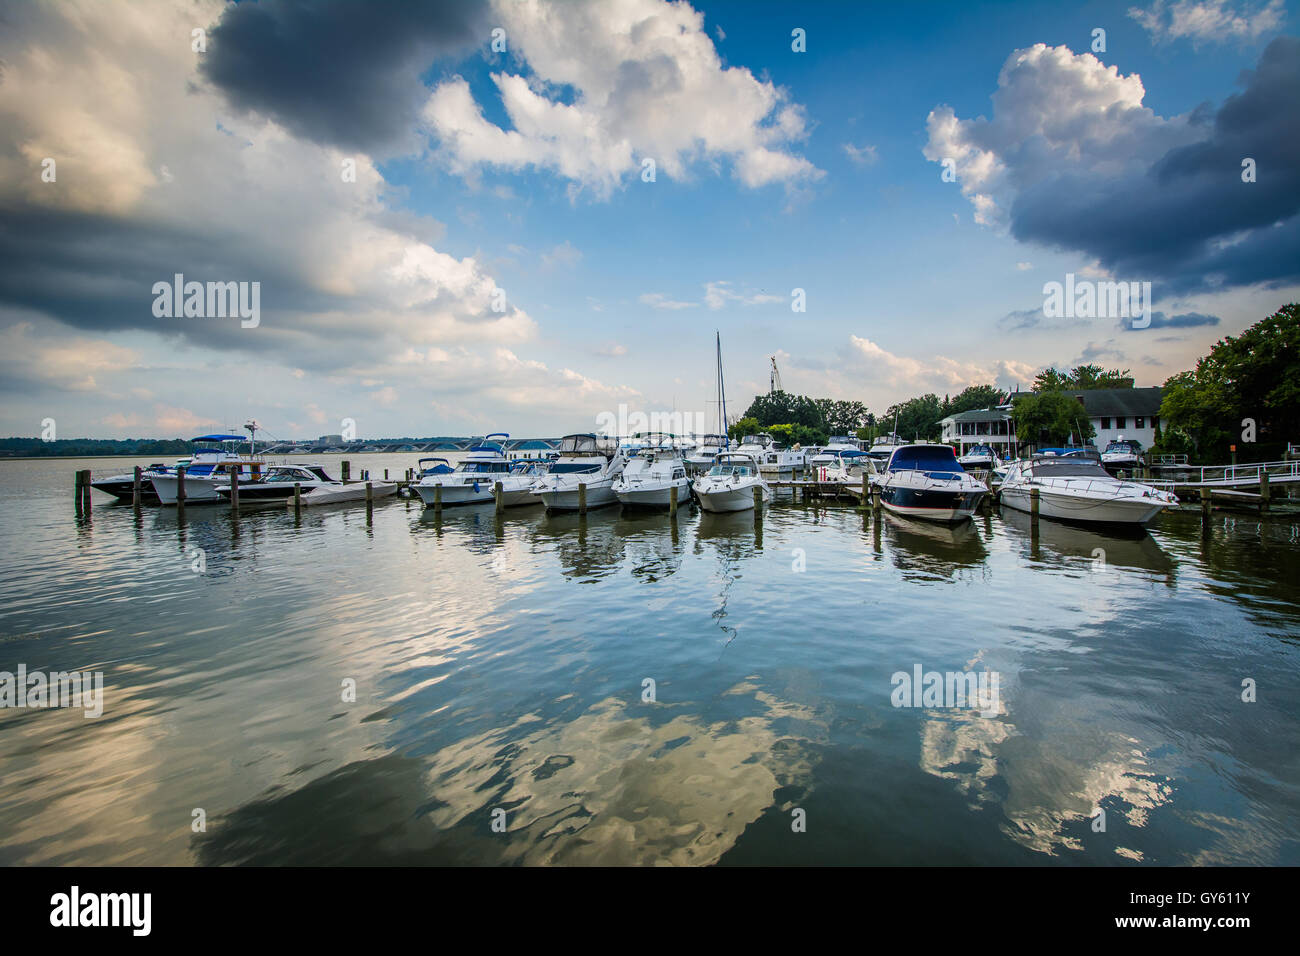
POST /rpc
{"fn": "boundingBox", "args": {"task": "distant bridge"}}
[257,438,562,455]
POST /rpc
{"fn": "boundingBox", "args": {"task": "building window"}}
[1100,417,1111,430]
[1135,416,1144,429]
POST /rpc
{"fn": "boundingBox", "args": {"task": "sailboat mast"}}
[716,331,729,449]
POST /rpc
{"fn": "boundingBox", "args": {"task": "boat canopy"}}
[191,434,248,442]
[558,433,599,454]
[1040,446,1102,461]
[888,444,962,472]
[1029,457,1110,478]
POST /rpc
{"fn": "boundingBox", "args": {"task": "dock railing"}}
[1147,459,1300,488]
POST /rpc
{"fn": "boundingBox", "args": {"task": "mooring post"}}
[1030,486,1040,523]
[230,468,240,510]
[578,482,587,514]
[132,466,142,510]
[342,460,350,483]
[433,483,442,514]
[871,486,881,513]
[669,483,677,515]
[861,473,869,506]
[80,469,91,513]
[293,482,302,516]
[74,470,84,514]
[1200,487,1211,519]
[752,484,762,512]
[365,481,373,522]
[176,466,186,511]
[494,481,503,514]
[1260,471,1270,513]
[384,468,389,481]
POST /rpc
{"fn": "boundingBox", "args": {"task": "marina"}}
[3,450,1300,866]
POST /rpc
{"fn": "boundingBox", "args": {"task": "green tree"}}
[1013,391,1096,447]
[1158,304,1300,461]
[883,394,944,442]
[728,416,761,441]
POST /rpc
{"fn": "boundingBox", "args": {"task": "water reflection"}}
[879,512,988,580]
[197,689,821,865]
[999,506,1175,577]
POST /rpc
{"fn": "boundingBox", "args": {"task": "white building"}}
[1064,387,1163,450]
[940,387,1164,455]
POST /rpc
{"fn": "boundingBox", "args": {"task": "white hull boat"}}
[1000,453,1176,525]
[213,464,397,507]
[412,433,513,507]
[693,453,770,513]
[531,433,625,511]
[613,436,692,509]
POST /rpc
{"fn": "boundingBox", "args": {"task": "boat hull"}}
[694,483,768,513]
[614,482,692,509]
[1000,486,1165,525]
[535,481,619,511]
[879,485,984,523]
[90,476,160,503]
[150,473,223,505]
[412,480,498,507]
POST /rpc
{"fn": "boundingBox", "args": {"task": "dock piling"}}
[293,482,302,516]
[365,481,373,522]
[132,466,142,511]
[1260,471,1270,513]
[342,460,350,483]
[433,483,442,514]
[74,470,84,514]
[1201,487,1211,519]
[669,484,677,515]
[230,468,240,510]
[176,466,186,512]
[578,482,587,514]
[494,481,504,514]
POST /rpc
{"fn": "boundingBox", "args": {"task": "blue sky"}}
[1,0,1296,440]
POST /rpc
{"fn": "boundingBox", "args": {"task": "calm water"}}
[1,454,1298,865]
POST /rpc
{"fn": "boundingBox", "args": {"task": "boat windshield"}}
[889,446,962,472]
[1031,459,1111,478]
[1105,441,1140,454]
[456,461,510,474]
[548,462,600,474]
[708,464,752,477]
[963,445,993,457]
[558,434,598,454]
[264,469,313,483]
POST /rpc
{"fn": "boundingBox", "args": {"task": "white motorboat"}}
[214,463,397,507]
[999,451,1177,525]
[808,447,878,487]
[958,443,996,470]
[411,433,512,507]
[877,444,988,523]
[531,433,626,511]
[693,452,771,513]
[685,433,729,475]
[1101,437,1144,471]
[497,458,551,507]
[865,432,910,467]
[612,434,692,509]
[149,426,267,505]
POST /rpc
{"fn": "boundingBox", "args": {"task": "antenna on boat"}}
[244,419,260,454]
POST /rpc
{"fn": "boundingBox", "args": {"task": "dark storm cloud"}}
[0,203,375,365]
[1118,311,1221,331]
[199,0,490,153]
[1010,36,1300,294]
